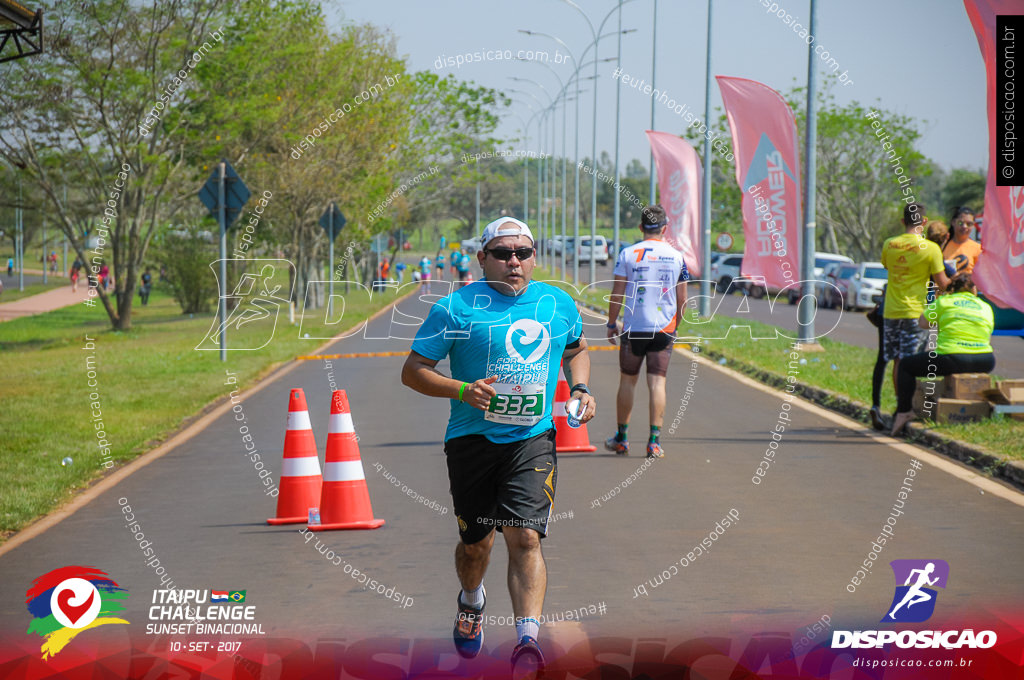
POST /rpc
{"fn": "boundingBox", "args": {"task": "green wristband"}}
[458,382,468,402]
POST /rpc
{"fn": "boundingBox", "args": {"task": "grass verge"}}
[0,287,399,538]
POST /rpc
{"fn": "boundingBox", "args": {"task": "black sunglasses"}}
[485,247,535,262]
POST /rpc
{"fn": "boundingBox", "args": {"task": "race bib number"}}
[484,383,545,426]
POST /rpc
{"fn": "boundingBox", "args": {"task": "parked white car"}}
[573,235,608,264]
[839,262,888,310]
[710,254,744,294]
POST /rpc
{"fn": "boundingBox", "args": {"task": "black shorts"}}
[619,331,676,377]
[444,430,557,545]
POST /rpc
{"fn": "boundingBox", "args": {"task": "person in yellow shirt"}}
[891,274,995,435]
[942,206,982,275]
[880,202,952,416]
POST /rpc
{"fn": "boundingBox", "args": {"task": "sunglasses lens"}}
[488,248,534,261]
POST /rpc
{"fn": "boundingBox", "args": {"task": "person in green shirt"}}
[891,273,995,435]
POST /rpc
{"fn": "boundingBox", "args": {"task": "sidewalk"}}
[0,283,91,322]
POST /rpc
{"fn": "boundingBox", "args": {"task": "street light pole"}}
[800,0,819,344]
[649,0,658,204]
[700,0,714,317]
[613,0,623,264]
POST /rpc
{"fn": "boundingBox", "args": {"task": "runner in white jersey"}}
[605,204,689,458]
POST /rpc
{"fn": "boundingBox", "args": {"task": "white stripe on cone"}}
[281,456,322,477]
[328,412,355,434]
[323,460,366,482]
[286,410,312,431]
[554,401,567,414]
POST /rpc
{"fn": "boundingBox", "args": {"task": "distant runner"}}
[605,204,689,458]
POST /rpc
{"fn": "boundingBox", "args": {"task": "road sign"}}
[198,160,250,230]
[197,160,250,362]
[716,233,734,251]
[319,203,346,242]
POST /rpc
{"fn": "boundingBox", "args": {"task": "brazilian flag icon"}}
[229,591,246,603]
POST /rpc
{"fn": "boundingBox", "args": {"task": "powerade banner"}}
[717,76,803,292]
[964,0,1024,313]
[645,130,703,276]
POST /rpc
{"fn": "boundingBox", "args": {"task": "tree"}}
[154,223,218,313]
[796,87,931,260]
[941,168,986,218]
[0,0,237,330]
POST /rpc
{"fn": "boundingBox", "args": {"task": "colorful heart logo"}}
[49,578,101,629]
[57,588,95,626]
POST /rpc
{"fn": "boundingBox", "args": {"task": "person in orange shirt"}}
[942,206,982,275]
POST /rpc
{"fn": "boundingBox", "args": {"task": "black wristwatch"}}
[570,383,590,395]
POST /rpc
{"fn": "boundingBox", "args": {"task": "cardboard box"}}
[983,379,1024,421]
[912,379,940,419]
[935,398,991,424]
[997,379,1024,403]
[942,373,992,400]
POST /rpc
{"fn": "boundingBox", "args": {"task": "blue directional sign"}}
[198,160,250,229]
[319,202,346,242]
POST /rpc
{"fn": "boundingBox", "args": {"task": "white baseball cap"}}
[479,217,535,248]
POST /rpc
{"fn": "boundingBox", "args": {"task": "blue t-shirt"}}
[456,253,470,273]
[411,280,583,443]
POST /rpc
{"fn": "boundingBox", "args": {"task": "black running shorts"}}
[444,429,557,545]
[618,331,676,377]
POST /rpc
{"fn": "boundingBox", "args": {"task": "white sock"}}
[516,617,540,642]
[460,584,485,608]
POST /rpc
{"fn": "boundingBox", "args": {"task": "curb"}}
[579,301,1024,490]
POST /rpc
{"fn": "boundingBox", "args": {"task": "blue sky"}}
[333,0,986,173]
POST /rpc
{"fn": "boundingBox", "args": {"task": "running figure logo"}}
[882,559,949,623]
[196,260,293,351]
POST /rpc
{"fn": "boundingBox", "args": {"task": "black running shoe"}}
[869,407,886,432]
[511,635,545,678]
[452,587,485,658]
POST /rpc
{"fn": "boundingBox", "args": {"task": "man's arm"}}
[932,271,950,291]
[675,278,688,326]
[607,275,628,345]
[562,336,596,423]
[401,350,496,410]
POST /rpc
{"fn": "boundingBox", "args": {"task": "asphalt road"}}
[552,257,1024,379]
[2,286,1023,672]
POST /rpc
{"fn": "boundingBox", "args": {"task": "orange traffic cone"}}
[308,390,385,531]
[267,388,323,525]
[554,368,595,452]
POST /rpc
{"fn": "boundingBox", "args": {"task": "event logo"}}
[833,558,996,650]
[505,319,549,364]
[196,261,293,351]
[26,566,129,659]
[883,559,949,623]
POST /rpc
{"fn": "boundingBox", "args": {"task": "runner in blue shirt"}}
[456,249,471,282]
[402,217,595,675]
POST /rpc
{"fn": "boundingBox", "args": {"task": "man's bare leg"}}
[503,527,545,621]
[456,529,496,594]
[647,373,667,428]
